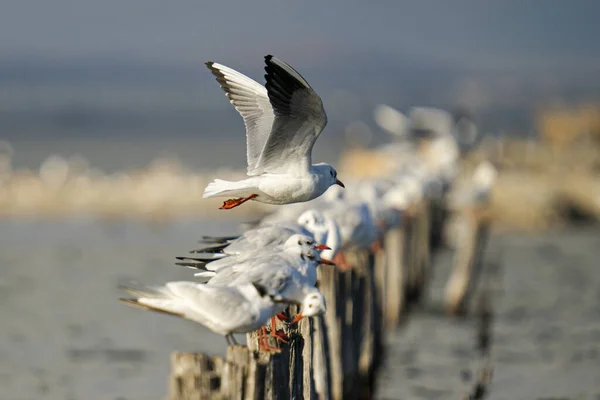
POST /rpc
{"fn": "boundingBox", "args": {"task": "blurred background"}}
[1,1,600,399]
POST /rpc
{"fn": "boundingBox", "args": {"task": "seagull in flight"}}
[202,55,344,209]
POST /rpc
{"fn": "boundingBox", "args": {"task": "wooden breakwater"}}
[167,201,490,400]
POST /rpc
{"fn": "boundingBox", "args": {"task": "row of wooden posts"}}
[168,200,490,399]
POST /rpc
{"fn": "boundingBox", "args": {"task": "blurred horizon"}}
[2,1,600,166]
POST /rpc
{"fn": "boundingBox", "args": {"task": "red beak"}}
[320,258,336,266]
[335,179,345,188]
[314,244,331,250]
[290,312,304,325]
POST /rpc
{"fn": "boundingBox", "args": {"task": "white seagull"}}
[203,246,328,332]
[119,282,293,346]
[202,55,344,209]
[187,210,341,261]
[178,233,334,278]
[191,241,330,349]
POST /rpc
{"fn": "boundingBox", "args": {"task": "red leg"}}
[258,325,281,352]
[276,312,289,322]
[219,194,258,210]
[270,317,290,343]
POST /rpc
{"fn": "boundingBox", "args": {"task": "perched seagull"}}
[119,282,293,346]
[190,210,336,256]
[190,234,334,286]
[204,246,328,348]
[202,55,344,209]
[178,233,332,278]
[186,241,330,349]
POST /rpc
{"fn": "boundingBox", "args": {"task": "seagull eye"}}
[308,304,313,308]
[298,240,302,245]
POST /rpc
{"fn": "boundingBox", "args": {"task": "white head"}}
[284,233,315,247]
[299,247,336,268]
[283,234,316,256]
[313,163,344,192]
[291,288,327,323]
[297,209,328,245]
[301,289,327,317]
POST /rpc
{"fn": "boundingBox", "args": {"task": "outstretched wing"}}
[206,62,275,175]
[253,55,328,175]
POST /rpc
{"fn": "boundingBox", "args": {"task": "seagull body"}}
[202,55,343,209]
[194,234,332,285]
[119,282,284,344]
[190,210,341,260]
[182,234,325,279]
[188,235,331,320]
[204,247,328,322]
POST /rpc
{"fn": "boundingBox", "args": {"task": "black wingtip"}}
[205,61,214,68]
[252,282,269,297]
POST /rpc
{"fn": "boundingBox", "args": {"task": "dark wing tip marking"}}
[263,55,308,116]
[205,62,237,99]
[175,262,208,270]
[206,65,231,98]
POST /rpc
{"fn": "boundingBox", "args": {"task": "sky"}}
[1,1,599,141]
[2,1,599,69]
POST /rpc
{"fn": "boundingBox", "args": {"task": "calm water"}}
[1,220,600,399]
[377,227,600,400]
[0,218,241,400]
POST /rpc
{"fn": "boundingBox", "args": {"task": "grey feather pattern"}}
[254,55,328,174]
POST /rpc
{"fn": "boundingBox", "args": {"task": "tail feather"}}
[199,235,239,244]
[118,284,164,299]
[190,243,230,253]
[202,179,254,199]
[176,255,224,262]
[175,261,208,270]
[192,271,215,282]
[118,284,190,318]
[119,298,185,318]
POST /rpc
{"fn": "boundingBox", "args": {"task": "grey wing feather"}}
[166,282,259,331]
[225,225,297,253]
[221,263,292,294]
[206,62,275,175]
[253,55,328,174]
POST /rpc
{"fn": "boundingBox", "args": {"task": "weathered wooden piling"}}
[444,208,491,316]
[374,201,432,331]
[166,199,480,399]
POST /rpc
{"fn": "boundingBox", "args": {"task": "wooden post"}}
[444,208,491,316]
[379,226,406,329]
